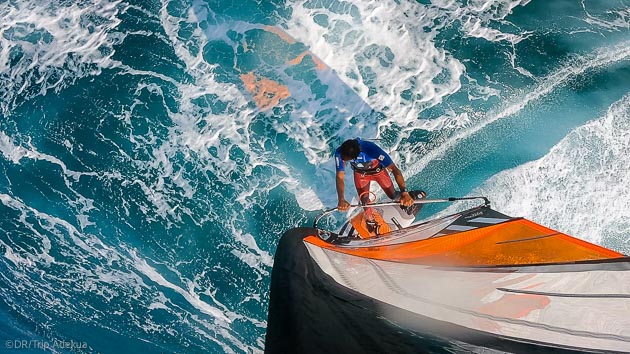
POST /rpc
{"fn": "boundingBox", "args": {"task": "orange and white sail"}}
[266,198,630,353]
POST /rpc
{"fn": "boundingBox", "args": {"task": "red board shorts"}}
[353,168,395,204]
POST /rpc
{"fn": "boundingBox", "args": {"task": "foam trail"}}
[405,40,630,179]
[469,93,630,247]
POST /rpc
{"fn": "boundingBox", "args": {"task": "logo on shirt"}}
[378,155,384,161]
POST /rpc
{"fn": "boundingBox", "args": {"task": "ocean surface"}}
[1,0,629,352]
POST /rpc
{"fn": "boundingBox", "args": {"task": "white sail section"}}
[304,242,630,352]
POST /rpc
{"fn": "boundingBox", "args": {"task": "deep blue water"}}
[1,0,629,352]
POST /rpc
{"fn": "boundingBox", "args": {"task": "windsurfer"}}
[334,138,415,212]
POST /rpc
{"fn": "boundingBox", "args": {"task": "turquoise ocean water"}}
[1,0,629,352]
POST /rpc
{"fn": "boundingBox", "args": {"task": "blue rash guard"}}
[334,138,394,173]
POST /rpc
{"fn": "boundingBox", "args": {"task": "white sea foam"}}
[435,0,532,42]
[472,93,630,247]
[405,40,630,180]
[0,185,246,351]
[121,247,255,353]
[0,0,125,114]
[283,0,532,129]
[1,241,34,267]
[284,0,465,128]
[0,131,102,232]
[155,3,281,289]
[108,5,276,344]
[459,15,531,43]
[151,7,325,315]
[581,3,630,31]
[0,131,100,183]
[131,253,231,322]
